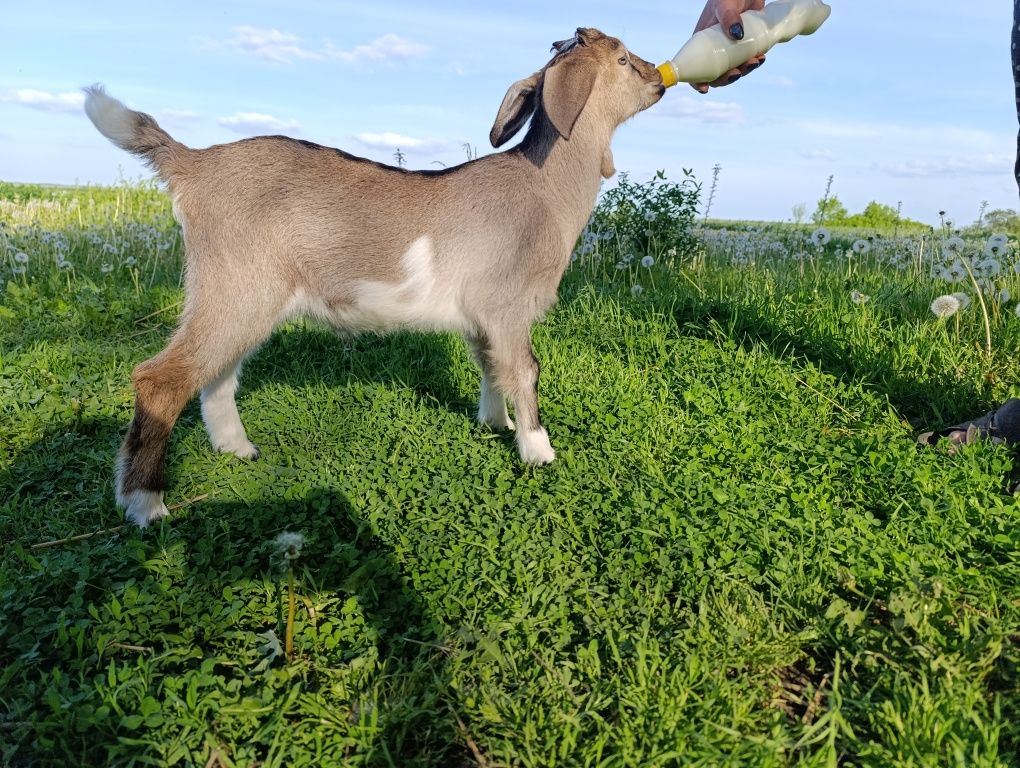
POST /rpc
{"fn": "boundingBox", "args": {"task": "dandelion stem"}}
[285,565,296,660]
[960,255,993,357]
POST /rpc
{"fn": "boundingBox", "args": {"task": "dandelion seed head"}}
[11,265,26,276]
[941,260,967,284]
[631,284,644,296]
[810,227,831,247]
[851,290,870,305]
[930,294,961,318]
[944,236,965,256]
[979,257,1001,277]
[641,255,655,268]
[952,291,971,310]
[274,531,306,560]
[852,239,871,255]
[643,211,656,222]
[14,252,29,264]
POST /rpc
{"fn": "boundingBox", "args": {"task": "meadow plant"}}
[570,169,702,298]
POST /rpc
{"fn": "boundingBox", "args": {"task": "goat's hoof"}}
[120,490,171,528]
[480,415,515,432]
[518,428,556,465]
[214,438,261,461]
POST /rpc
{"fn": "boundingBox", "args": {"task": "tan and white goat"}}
[84,27,665,526]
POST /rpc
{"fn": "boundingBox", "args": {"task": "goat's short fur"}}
[84,28,665,526]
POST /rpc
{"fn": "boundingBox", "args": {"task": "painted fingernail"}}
[729,23,744,40]
[727,74,741,84]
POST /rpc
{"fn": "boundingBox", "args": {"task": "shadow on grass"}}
[669,297,994,428]
[1,475,470,765]
[240,323,476,422]
[0,326,483,765]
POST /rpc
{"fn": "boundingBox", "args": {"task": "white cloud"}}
[218,112,301,135]
[328,34,430,64]
[4,88,85,114]
[352,131,446,153]
[157,109,202,128]
[797,119,885,140]
[654,93,745,124]
[884,153,1014,178]
[225,27,429,66]
[227,26,325,64]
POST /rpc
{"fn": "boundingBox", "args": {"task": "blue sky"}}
[2,1,1015,225]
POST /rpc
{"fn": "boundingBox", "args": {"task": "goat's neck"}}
[521,110,613,216]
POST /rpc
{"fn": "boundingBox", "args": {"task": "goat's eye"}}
[618,56,627,66]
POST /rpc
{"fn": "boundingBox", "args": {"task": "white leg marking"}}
[119,490,171,527]
[115,454,170,527]
[201,363,260,460]
[518,427,556,465]
[478,376,514,431]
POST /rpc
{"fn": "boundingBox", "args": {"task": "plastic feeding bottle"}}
[657,0,831,87]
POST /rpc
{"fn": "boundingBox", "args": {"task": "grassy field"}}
[2,180,1020,767]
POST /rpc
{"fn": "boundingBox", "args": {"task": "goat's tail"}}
[83,84,187,180]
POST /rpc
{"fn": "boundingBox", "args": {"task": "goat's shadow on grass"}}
[243,323,477,422]
[2,473,470,765]
[1,327,484,764]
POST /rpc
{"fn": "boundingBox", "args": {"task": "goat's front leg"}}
[488,328,555,465]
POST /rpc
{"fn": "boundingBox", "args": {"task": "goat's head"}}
[489,28,664,150]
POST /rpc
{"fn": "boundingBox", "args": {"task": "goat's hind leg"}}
[201,357,260,460]
[117,308,273,526]
[466,333,514,431]
[116,335,201,527]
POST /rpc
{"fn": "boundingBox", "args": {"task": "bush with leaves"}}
[587,169,702,268]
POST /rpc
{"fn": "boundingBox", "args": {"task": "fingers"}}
[690,53,765,93]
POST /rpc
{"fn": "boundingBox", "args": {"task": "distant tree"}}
[791,202,807,224]
[811,194,847,225]
[842,201,900,229]
[983,208,1020,233]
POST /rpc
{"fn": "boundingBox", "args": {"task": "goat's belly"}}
[283,285,469,333]
[340,280,470,332]
[287,235,472,333]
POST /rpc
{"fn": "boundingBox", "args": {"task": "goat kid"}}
[84,27,665,526]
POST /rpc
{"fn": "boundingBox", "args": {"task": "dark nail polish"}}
[729,23,744,40]
[727,74,741,84]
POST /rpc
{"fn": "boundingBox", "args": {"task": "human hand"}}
[692,0,766,93]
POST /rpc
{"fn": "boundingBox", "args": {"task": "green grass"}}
[2,182,1020,767]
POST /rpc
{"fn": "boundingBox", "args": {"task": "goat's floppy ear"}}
[542,53,597,141]
[490,71,541,148]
